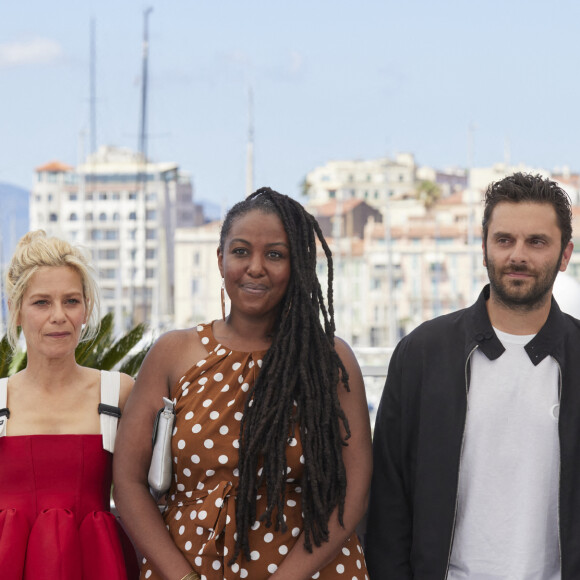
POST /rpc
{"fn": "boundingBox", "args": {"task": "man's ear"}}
[559,241,574,272]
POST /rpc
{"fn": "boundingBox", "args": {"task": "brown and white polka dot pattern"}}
[140,322,368,580]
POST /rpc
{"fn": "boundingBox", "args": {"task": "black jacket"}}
[365,285,580,579]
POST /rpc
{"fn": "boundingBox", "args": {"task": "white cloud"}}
[0,38,63,68]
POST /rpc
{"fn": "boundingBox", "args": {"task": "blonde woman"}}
[0,231,138,579]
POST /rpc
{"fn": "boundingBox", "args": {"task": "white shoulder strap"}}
[99,370,121,453]
[0,377,8,437]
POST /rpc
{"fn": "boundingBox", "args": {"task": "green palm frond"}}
[10,351,27,374]
[119,346,150,378]
[0,335,13,378]
[75,312,115,367]
[97,322,147,370]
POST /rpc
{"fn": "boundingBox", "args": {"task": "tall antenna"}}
[89,18,97,155]
[134,7,153,327]
[138,7,153,160]
[245,85,254,197]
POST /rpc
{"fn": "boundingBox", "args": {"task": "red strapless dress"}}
[0,434,139,580]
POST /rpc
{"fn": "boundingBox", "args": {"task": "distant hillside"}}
[0,183,29,265]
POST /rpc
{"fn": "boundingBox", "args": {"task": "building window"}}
[112,212,120,221]
[146,249,156,260]
[99,268,117,279]
[86,212,93,221]
[129,211,137,220]
[146,268,155,278]
[99,212,107,221]
[48,194,53,202]
[193,252,200,266]
[191,279,199,294]
[69,213,78,221]
[69,193,78,201]
[146,209,157,221]
[91,229,103,240]
[105,230,119,240]
[146,192,157,201]
[98,249,119,260]
[112,193,120,200]
[49,213,58,222]
[86,193,94,201]
[128,192,137,200]
[328,189,336,198]
[146,229,157,240]
[99,192,107,200]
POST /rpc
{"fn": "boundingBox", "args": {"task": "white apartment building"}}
[314,189,487,347]
[305,153,418,210]
[31,146,202,332]
[174,222,223,328]
[468,162,550,191]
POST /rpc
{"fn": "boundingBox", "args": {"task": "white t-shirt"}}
[448,329,561,580]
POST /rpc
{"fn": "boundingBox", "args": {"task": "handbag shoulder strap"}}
[0,377,8,437]
[98,370,121,453]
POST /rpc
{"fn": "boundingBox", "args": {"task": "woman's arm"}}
[113,329,208,580]
[270,337,373,580]
[118,372,135,412]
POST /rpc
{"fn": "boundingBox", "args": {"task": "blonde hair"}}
[5,230,100,350]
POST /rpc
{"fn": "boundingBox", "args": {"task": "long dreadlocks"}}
[219,187,351,564]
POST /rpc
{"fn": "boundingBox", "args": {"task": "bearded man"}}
[365,172,580,580]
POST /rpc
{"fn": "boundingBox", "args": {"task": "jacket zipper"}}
[556,359,562,574]
[444,344,478,579]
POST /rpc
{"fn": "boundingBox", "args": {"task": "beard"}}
[485,249,563,311]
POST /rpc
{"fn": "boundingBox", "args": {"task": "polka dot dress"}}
[140,322,368,580]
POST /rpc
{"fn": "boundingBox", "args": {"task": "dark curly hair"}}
[219,187,351,563]
[482,172,572,250]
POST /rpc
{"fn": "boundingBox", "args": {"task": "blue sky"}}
[2,0,579,208]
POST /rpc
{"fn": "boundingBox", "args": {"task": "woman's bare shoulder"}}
[133,326,212,395]
[118,372,135,411]
[149,327,208,360]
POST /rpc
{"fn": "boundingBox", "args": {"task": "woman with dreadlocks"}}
[113,188,372,580]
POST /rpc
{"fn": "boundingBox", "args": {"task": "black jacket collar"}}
[467,284,566,366]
